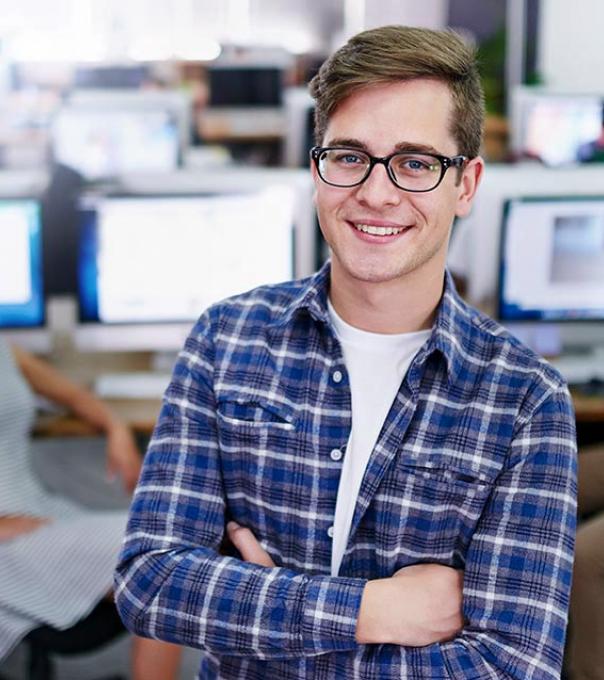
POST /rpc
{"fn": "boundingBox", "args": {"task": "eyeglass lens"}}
[317,148,443,191]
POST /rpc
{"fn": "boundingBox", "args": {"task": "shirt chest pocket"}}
[216,393,306,522]
[216,391,299,474]
[374,456,495,567]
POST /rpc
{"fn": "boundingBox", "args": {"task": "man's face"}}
[312,79,482,288]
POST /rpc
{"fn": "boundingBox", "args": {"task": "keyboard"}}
[549,354,604,385]
[94,372,172,399]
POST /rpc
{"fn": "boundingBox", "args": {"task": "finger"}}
[226,522,275,567]
[123,469,139,495]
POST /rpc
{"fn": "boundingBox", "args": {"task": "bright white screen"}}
[524,99,602,165]
[95,188,294,323]
[52,108,179,179]
[0,205,32,304]
[501,198,604,318]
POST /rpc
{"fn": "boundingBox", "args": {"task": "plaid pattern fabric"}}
[115,262,577,679]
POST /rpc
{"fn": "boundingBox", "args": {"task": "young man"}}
[115,26,576,679]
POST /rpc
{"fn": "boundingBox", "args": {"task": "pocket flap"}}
[217,391,297,427]
[398,456,493,488]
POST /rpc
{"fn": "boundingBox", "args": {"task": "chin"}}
[342,259,413,285]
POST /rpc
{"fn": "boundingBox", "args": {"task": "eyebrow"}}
[326,137,445,156]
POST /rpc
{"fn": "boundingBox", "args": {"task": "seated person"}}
[566,443,604,680]
[0,339,181,679]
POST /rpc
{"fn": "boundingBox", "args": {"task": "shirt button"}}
[327,525,334,538]
[330,447,343,461]
[332,370,343,383]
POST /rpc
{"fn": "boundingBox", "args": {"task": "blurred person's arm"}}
[12,345,141,493]
[0,515,50,541]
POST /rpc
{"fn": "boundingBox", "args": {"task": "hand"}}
[0,515,50,542]
[106,421,142,494]
[356,563,464,646]
[226,521,276,567]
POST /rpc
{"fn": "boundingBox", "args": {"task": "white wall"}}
[538,0,604,91]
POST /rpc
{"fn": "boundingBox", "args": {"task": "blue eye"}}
[393,155,438,175]
[334,152,364,165]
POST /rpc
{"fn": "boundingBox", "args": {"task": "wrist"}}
[355,578,396,644]
[105,415,126,434]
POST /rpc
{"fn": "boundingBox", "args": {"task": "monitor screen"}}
[511,88,604,165]
[78,189,295,327]
[207,67,283,107]
[0,198,44,329]
[51,107,180,180]
[498,196,604,322]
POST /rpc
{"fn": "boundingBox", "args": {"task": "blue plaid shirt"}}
[115,263,577,679]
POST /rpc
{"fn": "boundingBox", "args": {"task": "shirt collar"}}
[271,262,473,384]
[268,260,332,330]
[424,270,471,385]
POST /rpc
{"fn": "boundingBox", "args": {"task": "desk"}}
[572,391,604,424]
[34,392,604,438]
[34,398,161,438]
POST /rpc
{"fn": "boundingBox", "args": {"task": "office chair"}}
[24,599,126,680]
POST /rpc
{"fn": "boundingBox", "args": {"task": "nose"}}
[354,161,402,208]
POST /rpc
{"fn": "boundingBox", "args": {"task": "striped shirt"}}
[115,262,577,679]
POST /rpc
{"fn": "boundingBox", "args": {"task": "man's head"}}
[307,26,485,300]
[309,25,484,159]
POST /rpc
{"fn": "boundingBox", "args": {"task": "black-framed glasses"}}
[310,146,468,193]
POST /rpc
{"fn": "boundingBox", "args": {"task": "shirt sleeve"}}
[113,310,367,658]
[350,383,578,678]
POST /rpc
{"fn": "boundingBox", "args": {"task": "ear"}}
[455,156,484,218]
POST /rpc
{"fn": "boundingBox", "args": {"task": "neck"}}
[328,262,445,334]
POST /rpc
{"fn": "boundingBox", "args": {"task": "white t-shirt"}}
[327,299,430,576]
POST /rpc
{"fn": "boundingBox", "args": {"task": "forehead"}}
[323,79,456,154]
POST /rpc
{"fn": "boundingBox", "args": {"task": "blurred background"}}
[0,1,603,677]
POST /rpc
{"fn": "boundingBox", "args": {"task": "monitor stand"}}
[94,371,172,399]
[549,347,604,386]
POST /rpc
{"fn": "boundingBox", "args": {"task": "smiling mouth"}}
[353,222,408,236]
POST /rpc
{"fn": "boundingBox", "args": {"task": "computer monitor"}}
[283,87,315,167]
[50,89,190,181]
[496,194,604,379]
[76,187,297,351]
[511,87,604,166]
[207,66,284,107]
[498,196,604,322]
[0,198,50,351]
[447,163,604,307]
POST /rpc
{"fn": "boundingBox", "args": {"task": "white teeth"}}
[354,223,405,236]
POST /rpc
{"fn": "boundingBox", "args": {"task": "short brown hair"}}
[309,25,484,158]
